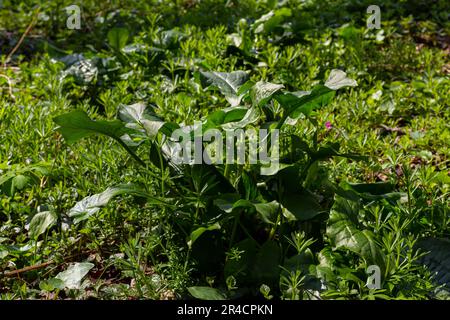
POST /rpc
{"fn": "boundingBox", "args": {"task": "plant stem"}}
[229,213,240,249]
[115,138,147,168]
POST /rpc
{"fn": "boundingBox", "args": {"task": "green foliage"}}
[0,0,449,301]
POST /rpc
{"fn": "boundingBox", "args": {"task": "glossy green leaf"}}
[188,222,221,248]
[275,85,335,119]
[119,102,176,138]
[54,110,129,144]
[327,197,386,271]
[281,190,323,221]
[253,241,281,286]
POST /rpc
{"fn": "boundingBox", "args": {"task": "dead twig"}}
[2,252,89,278]
[2,260,55,277]
[3,8,40,67]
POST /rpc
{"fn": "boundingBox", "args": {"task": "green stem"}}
[229,213,240,249]
[224,163,231,179]
[269,206,282,241]
[115,138,146,168]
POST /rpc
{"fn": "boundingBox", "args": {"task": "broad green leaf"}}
[337,181,403,202]
[327,197,386,271]
[214,194,241,213]
[275,85,335,119]
[54,110,129,144]
[0,163,50,196]
[214,195,279,225]
[221,107,259,130]
[200,71,249,107]
[253,241,281,286]
[253,201,280,224]
[68,184,167,224]
[187,286,226,300]
[237,171,260,201]
[275,70,356,122]
[12,174,29,191]
[118,102,175,138]
[281,191,323,221]
[107,27,129,51]
[251,81,284,107]
[28,211,57,239]
[39,278,65,291]
[253,8,292,34]
[55,262,94,289]
[0,247,9,259]
[417,238,450,288]
[157,29,185,48]
[324,69,357,90]
[188,223,221,248]
[203,108,248,131]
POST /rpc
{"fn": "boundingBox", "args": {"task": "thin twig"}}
[2,253,85,278]
[3,8,40,67]
[2,260,55,277]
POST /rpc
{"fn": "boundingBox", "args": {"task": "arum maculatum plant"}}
[54,69,403,299]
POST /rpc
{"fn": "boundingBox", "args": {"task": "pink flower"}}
[325,121,332,130]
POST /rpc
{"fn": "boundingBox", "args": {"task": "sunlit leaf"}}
[200,71,249,107]
[28,211,57,239]
[55,262,94,289]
